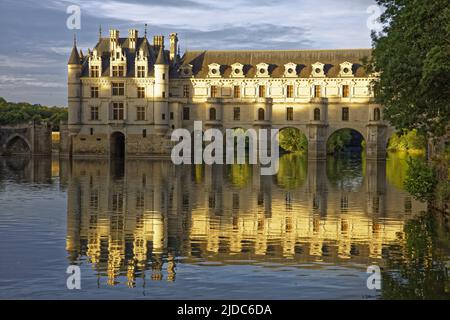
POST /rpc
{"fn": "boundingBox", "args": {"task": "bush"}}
[404,158,437,202]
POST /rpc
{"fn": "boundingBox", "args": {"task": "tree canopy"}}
[370,0,450,138]
[0,97,67,130]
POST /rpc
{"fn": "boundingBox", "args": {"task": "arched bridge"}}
[0,121,52,156]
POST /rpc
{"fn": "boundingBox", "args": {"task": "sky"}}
[0,0,379,106]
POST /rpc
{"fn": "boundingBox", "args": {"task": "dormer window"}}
[311,62,325,77]
[339,61,354,77]
[179,64,193,78]
[256,63,269,77]
[136,66,146,78]
[284,62,297,77]
[89,49,101,77]
[90,65,99,78]
[231,63,244,77]
[208,63,221,77]
[135,49,147,78]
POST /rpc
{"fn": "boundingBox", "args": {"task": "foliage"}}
[387,129,426,152]
[279,128,307,153]
[0,97,67,130]
[369,0,450,138]
[404,157,437,202]
[326,129,353,154]
[382,211,450,299]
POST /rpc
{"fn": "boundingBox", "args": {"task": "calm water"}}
[0,153,449,299]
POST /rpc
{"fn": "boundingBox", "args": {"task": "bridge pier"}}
[366,122,387,160]
[307,122,327,160]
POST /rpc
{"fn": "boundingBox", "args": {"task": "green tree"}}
[326,129,353,154]
[404,158,437,202]
[369,0,450,139]
[0,97,67,130]
[279,128,307,153]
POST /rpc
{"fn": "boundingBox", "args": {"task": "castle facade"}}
[62,29,391,159]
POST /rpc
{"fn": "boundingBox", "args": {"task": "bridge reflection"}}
[63,155,426,287]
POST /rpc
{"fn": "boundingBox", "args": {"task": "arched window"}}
[314,108,321,121]
[209,108,216,120]
[258,108,265,121]
[374,107,381,121]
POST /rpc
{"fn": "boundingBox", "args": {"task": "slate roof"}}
[79,37,170,77]
[68,45,81,65]
[177,49,372,78]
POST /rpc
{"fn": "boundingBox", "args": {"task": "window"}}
[90,86,99,98]
[342,85,350,98]
[183,84,190,98]
[258,108,265,121]
[162,113,166,120]
[209,108,216,120]
[314,108,321,121]
[342,107,349,121]
[211,85,218,98]
[137,87,145,98]
[136,106,145,121]
[170,112,174,120]
[233,107,240,121]
[112,102,124,120]
[286,107,293,121]
[137,66,145,78]
[162,73,166,80]
[90,65,99,77]
[233,86,240,98]
[258,85,266,98]
[374,107,381,121]
[142,129,147,138]
[314,85,321,98]
[90,106,99,121]
[90,128,94,135]
[286,85,294,98]
[112,65,124,77]
[183,107,190,120]
[112,82,125,96]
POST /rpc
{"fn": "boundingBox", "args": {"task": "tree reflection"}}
[382,210,450,299]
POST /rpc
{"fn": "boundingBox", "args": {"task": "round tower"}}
[154,45,169,129]
[67,36,82,131]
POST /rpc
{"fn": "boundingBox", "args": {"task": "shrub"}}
[404,158,437,202]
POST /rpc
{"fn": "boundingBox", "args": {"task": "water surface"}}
[0,153,448,299]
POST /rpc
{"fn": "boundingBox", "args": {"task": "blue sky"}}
[0,0,378,106]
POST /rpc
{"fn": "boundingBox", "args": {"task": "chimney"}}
[128,29,138,50]
[169,33,178,63]
[153,35,164,51]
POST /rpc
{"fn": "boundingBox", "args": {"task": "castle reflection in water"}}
[57,155,425,287]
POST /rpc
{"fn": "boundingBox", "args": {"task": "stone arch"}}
[4,134,32,155]
[110,131,125,158]
[326,126,367,143]
[326,127,366,155]
[278,126,308,153]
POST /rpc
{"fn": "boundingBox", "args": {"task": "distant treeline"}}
[0,97,67,130]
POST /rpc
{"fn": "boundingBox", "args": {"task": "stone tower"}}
[154,43,169,132]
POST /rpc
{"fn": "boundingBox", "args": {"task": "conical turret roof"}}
[68,37,81,65]
[155,46,168,65]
